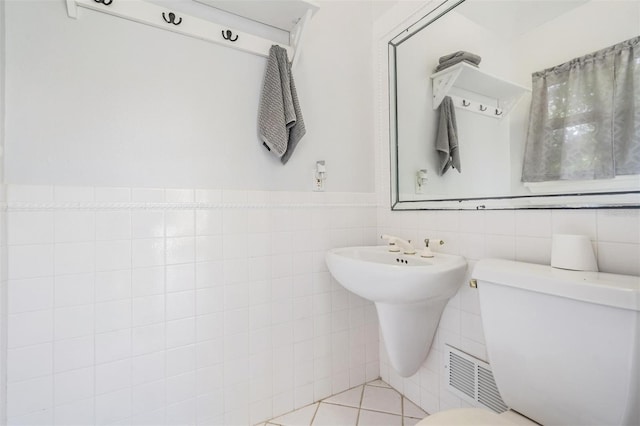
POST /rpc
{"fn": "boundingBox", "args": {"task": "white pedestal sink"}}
[326,246,467,377]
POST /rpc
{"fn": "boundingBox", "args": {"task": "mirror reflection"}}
[389,0,640,209]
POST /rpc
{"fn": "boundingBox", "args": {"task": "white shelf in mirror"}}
[65,0,319,66]
[431,62,530,119]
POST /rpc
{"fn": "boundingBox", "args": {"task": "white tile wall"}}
[3,182,638,426]
[376,207,640,415]
[3,184,379,426]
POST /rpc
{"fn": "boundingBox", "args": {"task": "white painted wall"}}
[4,0,375,193]
[512,1,640,85]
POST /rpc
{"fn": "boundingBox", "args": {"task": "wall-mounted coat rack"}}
[65,0,319,68]
[447,95,505,119]
[431,62,530,119]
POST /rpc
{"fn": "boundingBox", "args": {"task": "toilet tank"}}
[473,259,640,426]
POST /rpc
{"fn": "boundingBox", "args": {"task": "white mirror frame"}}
[374,0,640,210]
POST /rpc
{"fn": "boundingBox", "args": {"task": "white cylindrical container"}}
[550,234,598,272]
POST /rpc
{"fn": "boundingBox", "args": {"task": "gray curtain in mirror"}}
[522,36,640,182]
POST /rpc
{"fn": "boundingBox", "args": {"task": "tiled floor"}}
[260,379,427,426]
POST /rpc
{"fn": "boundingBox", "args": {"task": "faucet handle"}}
[424,238,444,247]
[420,238,444,258]
[381,234,401,252]
[420,244,434,258]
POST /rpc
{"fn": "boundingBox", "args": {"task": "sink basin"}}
[326,246,467,376]
[326,246,467,304]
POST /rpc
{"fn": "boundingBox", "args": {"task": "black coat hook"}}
[222,30,239,42]
[495,109,503,116]
[479,105,487,111]
[162,12,182,25]
[94,0,113,5]
[462,99,470,107]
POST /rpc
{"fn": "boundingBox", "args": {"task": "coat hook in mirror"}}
[479,105,487,111]
[222,30,239,42]
[495,109,503,116]
[462,99,470,107]
[94,0,113,5]
[162,12,182,25]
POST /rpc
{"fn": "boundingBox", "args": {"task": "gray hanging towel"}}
[258,45,306,164]
[436,96,461,175]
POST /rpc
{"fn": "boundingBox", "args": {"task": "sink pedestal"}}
[325,246,466,379]
[377,300,448,377]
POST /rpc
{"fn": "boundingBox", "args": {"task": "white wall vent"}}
[445,345,508,413]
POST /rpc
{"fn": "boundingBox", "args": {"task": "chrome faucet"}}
[381,234,416,255]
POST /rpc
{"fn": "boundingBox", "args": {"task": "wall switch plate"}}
[415,169,428,194]
[313,169,325,191]
[313,160,326,192]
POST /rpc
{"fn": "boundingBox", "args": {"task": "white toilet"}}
[418,259,640,426]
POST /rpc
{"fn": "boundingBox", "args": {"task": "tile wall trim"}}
[3,201,379,211]
[2,185,379,211]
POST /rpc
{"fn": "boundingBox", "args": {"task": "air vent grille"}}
[445,345,508,413]
[478,365,509,413]
[449,352,475,398]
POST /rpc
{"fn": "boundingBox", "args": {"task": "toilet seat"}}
[416,408,539,426]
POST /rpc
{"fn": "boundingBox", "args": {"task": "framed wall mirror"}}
[388,0,640,210]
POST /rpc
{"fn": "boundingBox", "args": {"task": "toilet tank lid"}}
[473,259,640,311]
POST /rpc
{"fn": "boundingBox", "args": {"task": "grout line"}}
[128,209,134,425]
[354,384,365,425]
[161,209,168,425]
[323,401,362,410]
[269,401,320,426]
[367,379,390,388]
[308,401,320,425]
[52,212,59,424]
[263,375,396,425]
[355,406,404,418]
